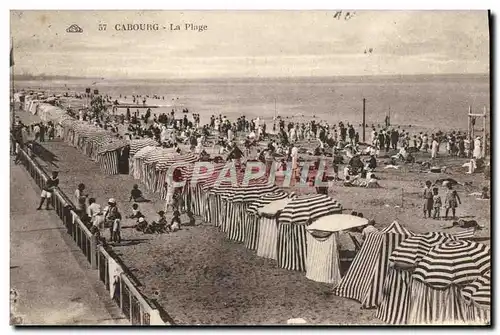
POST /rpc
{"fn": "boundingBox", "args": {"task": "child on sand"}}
[432,187,442,220]
[444,183,461,220]
[128,203,144,219]
[423,180,433,218]
[171,210,181,232]
[135,217,148,232]
[151,210,169,233]
[129,184,148,202]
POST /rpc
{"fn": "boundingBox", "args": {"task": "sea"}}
[16,74,490,132]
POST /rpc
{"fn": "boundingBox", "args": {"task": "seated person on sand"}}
[349,155,364,175]
[343,175,360,187]
[129,184,149,202]
[392,146,415,163]
[365,174,381,188]
[135,217,149,233]
[171,210,181,232]
[128,203,144,219]
[150,210,169,233]
[365,154,377,171]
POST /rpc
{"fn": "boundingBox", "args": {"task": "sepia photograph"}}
[9,9,491,326]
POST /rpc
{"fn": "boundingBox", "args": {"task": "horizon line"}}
[14,72,490,82]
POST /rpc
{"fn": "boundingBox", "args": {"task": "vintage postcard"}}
[9,10,490,326]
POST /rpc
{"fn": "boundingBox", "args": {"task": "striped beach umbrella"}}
[407,241,490,325]
[247,190,288,215]
[460,271,491,325]
[377,232,459,325]
[279,194,342,226]
[412,240,491,288]
[461,271,490,309]
[389,232,459,267]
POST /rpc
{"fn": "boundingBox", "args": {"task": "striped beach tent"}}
[217,175,276,243]
[246,191,288,253]
[459,271,490,325]
[408,240,491,325]
[131,146,157,180]
[97,139,129,175]
[128,138,158,176]
[200,163,233,225]
[376,231,474,325]
[277,194,342,272]
[305,214,368,285]
[333,221,414,309]
[129,138,158,157]
[408,240,490,325]
[188,163,225,217]
[229,179,279,248]
[256,197,293,260]
[206,170,242,230]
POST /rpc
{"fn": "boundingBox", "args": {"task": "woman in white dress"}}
[473,136,482,159]
[431,138,439,159]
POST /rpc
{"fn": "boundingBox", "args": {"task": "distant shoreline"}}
[14,73,489,83]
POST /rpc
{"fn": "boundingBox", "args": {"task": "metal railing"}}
[97,247,164,325]
[12,137,168,325]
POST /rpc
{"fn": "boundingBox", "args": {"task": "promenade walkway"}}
[10,160,128,325]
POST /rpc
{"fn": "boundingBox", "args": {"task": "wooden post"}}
[362,98,366,142]
[401,188,404,208]
[483,106,487,157]
[467,106,471,140]
[471,106,475,141]
[90,235,98,270]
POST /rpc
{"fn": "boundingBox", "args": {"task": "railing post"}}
[129,288,133,322]
[90,235,98,270]
[119,277,123,310]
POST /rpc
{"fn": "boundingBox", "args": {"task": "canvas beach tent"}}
[459,271,490,325]
[226,178,278,245]
[375,230,475,325]
[256,197,293,260]
[408,240,490,325]
[305,214,368,285]
[333,221,414,309]
[277,194,342,272]
[243,190,289,251]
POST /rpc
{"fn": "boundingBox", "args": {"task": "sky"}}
[10,10,490,79]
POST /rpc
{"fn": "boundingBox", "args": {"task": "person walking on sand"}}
[423,180,433,218]
[444,183,461,220]
[431,137,439,159]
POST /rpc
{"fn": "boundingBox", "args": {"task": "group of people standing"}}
[422,180,462,220]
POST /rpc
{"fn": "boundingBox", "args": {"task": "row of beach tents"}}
[26,100,490,325]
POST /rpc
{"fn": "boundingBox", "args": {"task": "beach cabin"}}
[305,214,368,285]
